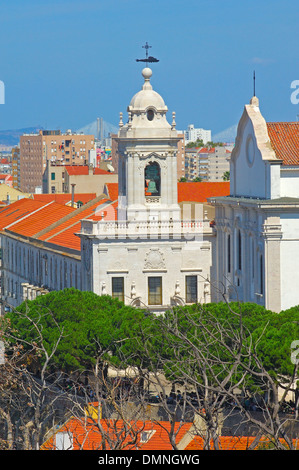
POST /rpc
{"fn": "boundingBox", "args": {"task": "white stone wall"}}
[80,225,215,312]
[0,233,81,311]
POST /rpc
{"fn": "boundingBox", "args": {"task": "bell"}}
[147,180,158,193]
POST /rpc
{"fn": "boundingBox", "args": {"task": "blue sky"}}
[0,0,299,136]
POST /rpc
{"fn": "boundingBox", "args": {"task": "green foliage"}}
[146,302,299,386]
[5,288,150,373]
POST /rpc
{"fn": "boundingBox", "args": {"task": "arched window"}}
[145,161,161,196]
[146,109,155,121]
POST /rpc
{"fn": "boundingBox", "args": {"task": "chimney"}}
[71,184,76,208]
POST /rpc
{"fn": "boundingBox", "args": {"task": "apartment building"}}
[184,124,211,145]
[43,163,118,196]
[185,146,231,181]
[19,130,95,193]
[11,147,20,189]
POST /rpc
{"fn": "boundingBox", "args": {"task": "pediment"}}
[138,151,168,160]
[231,97,279,164]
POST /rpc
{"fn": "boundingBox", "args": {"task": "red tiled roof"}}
[197,147,215,154]
[65,165,110,176]
[177,182,230,203]
[104,182,119,201]
[186,435,299,450]
[41,418,193,451]
[32,193,97,205]
[39,199,114,251]
[267,122,299,165]
[104,182,230,204]
[5,201,75,237]
[41,415,299,451]
[94,167,111,175]
[0,198,45,230]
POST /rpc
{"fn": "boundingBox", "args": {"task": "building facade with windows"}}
[78,67,217,312]
[0,69,232,315]
[20,130,95,193]
[210,95,299,313]
[184,125,211,145]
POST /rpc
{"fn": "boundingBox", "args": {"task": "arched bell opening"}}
[144,161,161,197]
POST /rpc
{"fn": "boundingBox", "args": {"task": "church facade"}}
[78,67,216,312]
[210,95,299,313]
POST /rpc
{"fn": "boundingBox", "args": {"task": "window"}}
[148,277,162,305]
[227,234,231,273]
[55,432,73,450]
[237,230,242,271]
[186,275,197,303]
[145,161,161,196]
[147,109,154,121]
[112,277,124,302]
[260,254,264,295]
[51,172,55,181]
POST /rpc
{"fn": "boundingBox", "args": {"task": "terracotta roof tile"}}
[5,201,75,237]
[65,165,111,176]
[32,193,97,205]
[186,435,299,450]
[104,182,119,201]
[42,415,299,451]
[41,418,193,451]
[267,122,299,165]
[104,182,230,204]
[39,199,113,251]
[0,198,46,230]
[177,182,230,202]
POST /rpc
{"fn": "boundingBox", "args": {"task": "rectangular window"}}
[51,172,55,181]
[260,254,264,295]
[238,230,242,271]
[148,277,162,305]
[227,234,231,273]
[112,277,124,302]
[186,275,197,303]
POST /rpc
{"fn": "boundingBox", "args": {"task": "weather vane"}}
[136,42,159,67]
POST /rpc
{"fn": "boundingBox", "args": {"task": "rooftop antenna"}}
[253,70,256,97]
[136,42,159,67]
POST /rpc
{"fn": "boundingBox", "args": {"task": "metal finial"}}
[136,42,159,66]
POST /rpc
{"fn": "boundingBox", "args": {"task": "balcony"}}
[145,196,161,204]
[79,217,213,240]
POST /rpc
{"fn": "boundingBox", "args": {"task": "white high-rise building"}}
[184,124,211,145]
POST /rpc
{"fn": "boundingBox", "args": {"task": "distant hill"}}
[0,126,43,147]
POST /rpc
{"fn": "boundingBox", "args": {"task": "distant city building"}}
[43,163,117,195]
[0,67,232,314]
[185,146,231,181]
[19,130,95,193]
[184,125,211,145]
[198,146,231,181]
[11,147,20,189]
[176,133,186,180]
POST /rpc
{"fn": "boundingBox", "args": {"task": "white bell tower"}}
[116,67,181,222]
